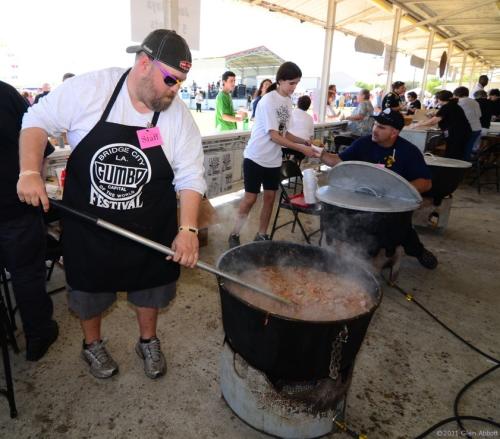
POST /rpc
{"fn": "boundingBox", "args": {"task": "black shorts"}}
[243,158,281,194]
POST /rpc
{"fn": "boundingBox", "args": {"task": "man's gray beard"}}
[150,96,173,112]
[140,75,175,112]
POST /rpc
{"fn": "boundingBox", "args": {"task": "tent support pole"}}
[318,0,337,122]
[385,6,402,93]
[420,28,435,101]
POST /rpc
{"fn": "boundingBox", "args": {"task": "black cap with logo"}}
[126,29,192,74]
[372,108,405,131]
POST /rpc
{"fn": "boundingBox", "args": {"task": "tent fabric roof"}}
[224,46,285,76]
[240,0,500,73]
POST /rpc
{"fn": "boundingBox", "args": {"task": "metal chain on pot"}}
[329,325,349,380]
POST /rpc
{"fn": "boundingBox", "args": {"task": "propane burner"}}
[220,343,347,439]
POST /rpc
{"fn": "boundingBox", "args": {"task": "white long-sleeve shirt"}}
[457,97,482,132]
[22,67,206,195]
[289,108,314,141]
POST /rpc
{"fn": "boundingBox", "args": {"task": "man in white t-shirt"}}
[453,86,482,160]
[471,75,488,96]
[17,29,206,381]
[195,89,204,112]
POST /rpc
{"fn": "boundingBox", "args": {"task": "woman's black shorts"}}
[243,158,281,193]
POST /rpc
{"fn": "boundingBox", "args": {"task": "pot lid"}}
[316,161,422,213]
[424,153,472,169]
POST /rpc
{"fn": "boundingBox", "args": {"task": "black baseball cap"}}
[372,108,405,131]
[126,29,192,74]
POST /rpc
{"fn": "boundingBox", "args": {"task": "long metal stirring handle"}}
[50,200,290,305]
[97,219,290,304]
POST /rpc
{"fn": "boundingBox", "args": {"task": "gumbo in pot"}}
[226,266,374,322]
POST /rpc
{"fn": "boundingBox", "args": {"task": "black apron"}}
[62,69,179,292]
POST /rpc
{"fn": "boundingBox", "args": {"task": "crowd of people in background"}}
[207,70,500,166]
[16,73,500,153]
[10,67,500,178]
[18,73,75,106]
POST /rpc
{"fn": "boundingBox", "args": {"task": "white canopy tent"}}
[239,0,500,120]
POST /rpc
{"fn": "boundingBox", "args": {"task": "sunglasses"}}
[152,59,184,87]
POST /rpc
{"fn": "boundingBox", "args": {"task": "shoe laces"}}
[143,338,162,363]
[88,340,111,365]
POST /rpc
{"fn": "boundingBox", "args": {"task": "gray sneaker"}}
[228,233,240,248]
[254,233,271,241]
[81,340,119,379]
[135,337,166,379]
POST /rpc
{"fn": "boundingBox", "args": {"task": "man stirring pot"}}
[17,29,206,379]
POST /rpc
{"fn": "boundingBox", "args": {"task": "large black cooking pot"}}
[422,154,472,206]
[317,161,422,257]
[216,241,381,383]
[320,204,413,257]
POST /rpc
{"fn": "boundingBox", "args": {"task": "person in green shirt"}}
[215,71,247,131]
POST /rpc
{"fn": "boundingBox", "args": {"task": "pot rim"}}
[424,153,472,169]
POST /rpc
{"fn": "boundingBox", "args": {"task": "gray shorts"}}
[67,283,176,320]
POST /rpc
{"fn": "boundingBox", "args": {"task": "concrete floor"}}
[1,181,499,439]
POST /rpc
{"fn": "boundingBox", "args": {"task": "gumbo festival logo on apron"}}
[90,143,151,210]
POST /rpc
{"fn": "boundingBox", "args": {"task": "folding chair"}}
[333,135,356,153]
[43,209,65,295]
[0,268,18,418]
[281,148,305,168]
[0,267,18,334]
[425,133,446,155]
[45,234,63,282]
[270,160,322,245]
[470,143,500,193]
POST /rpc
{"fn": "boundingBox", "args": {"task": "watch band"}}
[179,225,198,235]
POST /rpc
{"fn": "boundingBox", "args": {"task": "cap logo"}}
[143,44,153,55]
[179,60,192,71]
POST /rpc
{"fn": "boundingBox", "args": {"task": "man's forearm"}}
[178,189,202,227]
[19,127,49,172]
[285,131,308,145]
[414,116,440,128]
[17,127,51,211]
[411,178,432,193]
[221,113,240,123]
[320,151,342,167]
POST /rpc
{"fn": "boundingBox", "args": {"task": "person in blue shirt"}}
[251,78,272,120]
[318,108,438,269]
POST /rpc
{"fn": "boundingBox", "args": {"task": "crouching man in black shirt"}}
[318,109,438,269]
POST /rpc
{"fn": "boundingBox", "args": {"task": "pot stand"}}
[220,342,346,439]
